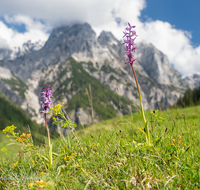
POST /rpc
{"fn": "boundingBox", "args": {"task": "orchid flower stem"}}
[122,22,152,146]
[131,64,151,146]
[131,64,146,124]
[45,113,52,168]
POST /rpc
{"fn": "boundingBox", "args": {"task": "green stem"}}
[131,64,146,124]
[45,113,52,168]
[131,64,151,145]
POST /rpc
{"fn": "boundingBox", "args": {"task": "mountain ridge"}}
[0,22,195,127]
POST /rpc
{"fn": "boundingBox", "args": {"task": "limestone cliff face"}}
[0,22,193,126]
[135,42,186,87]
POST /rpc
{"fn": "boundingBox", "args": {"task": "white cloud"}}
[172,45,200,75]
[0,36,9,49]
[0,15,50,48]
[0,0,144,26]
[0,0,199,76]
[135,20,200,76]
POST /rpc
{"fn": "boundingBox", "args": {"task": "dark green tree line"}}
[176,85,200,108]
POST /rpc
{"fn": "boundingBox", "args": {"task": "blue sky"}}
[140,0,200,47]
[0,0,199,76]
[0,16,27,33]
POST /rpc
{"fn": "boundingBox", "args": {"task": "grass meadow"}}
[0,105,200,189]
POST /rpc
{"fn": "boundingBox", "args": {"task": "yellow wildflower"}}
[16,137,21,142]
[36,180,42,184]
[61,102,65,106]
[32,161,37,166]
[67,156,73,159]
[20,133,26,138]
[178,135,182,139]
[6,135,9,138]
[1,148,7,152]
[12,161,18,166]
[28,182,33,188]
[27,134,31,138]
[53,104,61,115]
[2,125,17,133]
[36,180,46,187]
[40,172,44,176]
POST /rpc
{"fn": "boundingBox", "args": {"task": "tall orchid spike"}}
[121,23,151,146]
[121,22,137,65]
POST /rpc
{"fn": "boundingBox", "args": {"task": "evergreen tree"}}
[176,85,200,108]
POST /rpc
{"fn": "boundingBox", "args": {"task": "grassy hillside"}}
[1,105,200,189]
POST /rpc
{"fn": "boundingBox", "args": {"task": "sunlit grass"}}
[0,131,21,159]
[0,106,200,189]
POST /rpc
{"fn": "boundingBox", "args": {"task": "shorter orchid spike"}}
[40,84,53,115]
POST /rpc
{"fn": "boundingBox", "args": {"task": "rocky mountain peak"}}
[97,31,118,47]
[43,22,97,56]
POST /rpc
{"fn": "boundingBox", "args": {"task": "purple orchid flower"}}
[40,84,53,115]
[121,22,138,65]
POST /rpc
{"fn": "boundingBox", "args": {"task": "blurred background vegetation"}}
[175,85,200,108]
